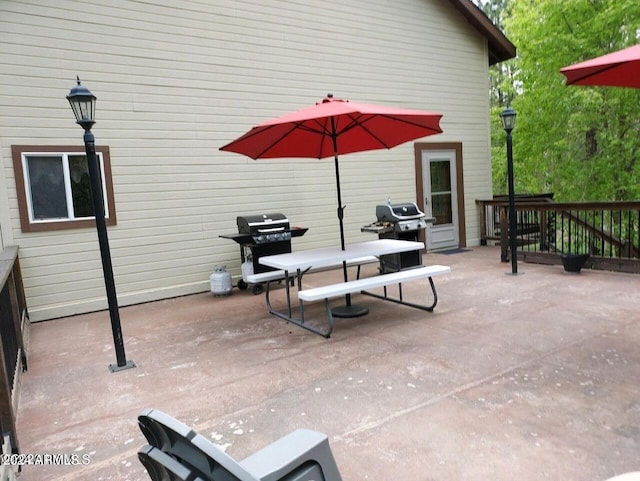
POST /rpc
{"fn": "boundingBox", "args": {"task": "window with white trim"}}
[12,145,117,232]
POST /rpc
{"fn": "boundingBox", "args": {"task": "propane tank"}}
[210,265,232,297]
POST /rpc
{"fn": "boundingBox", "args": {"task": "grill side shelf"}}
[219,233,254,245]
[290,227,309,238]
[361,223,394,234]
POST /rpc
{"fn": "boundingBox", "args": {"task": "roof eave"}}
[447,0,516,65]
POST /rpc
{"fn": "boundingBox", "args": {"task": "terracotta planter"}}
[561,253,590,273]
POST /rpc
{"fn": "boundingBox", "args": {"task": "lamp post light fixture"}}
[67,77,135,372]
[500,107,519,275]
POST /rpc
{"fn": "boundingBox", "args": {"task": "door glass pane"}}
[430,160,452,225]
[69,155,94,217]
[432,193,452,225]
[26,156,68,219]
[430,160,451,192]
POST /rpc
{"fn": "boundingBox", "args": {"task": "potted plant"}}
[560,252,590,273]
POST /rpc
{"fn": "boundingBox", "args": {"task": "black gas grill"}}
[362,202,432,272]
[220,213,307,292]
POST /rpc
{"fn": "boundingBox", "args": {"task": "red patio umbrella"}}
[220,94,443,317]
[560,44,640,88]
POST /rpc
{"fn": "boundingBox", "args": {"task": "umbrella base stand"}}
[331,304,369,318]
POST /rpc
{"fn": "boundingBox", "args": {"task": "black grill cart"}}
[220,213,307,294]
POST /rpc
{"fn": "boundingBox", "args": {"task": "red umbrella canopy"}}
[560,44,640,88]
[220,95,443,315]
[220,94,443,159]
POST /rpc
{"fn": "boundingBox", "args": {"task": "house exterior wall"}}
[0,0,493,321]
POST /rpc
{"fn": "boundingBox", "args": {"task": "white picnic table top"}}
[258,239,424,271]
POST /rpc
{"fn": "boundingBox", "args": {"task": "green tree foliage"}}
[477,0,517,107]
[475,0,516,195]
[487,0,640,201]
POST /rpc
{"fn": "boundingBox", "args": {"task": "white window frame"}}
[21,151,110,224]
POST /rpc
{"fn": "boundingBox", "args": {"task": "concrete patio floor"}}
[16,246,640,481]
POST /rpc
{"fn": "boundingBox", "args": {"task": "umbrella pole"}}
[334,153,347,253]
[330,127,368,318]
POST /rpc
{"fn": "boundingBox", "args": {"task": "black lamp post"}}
[67,77,135,372]
[500,107,519,275]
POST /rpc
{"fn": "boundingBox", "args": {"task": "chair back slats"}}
[138,444,206,481]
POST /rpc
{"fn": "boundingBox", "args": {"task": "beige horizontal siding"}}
[0,0,492,320]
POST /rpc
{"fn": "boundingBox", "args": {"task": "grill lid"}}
[237,213,289,234]
[376,202,425,222]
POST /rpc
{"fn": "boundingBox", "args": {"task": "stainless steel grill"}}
[362,202,432,272]
[375,202,429,233]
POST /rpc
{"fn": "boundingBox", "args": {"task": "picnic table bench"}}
[296,265,451,337]
[258,240,451,338]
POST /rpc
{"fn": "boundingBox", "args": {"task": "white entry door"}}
[421,150,459,251]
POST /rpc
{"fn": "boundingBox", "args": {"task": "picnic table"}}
[258,239,450,337]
